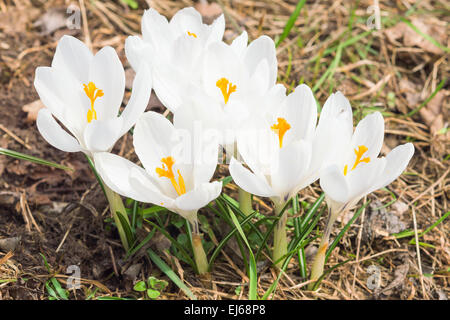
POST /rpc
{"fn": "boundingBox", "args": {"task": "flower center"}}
[83,82,104,123]
[155,156,186,196]
[187,31,197,38]
[216,78,237,104]
[271,117,291,148]
[343,145,370,176]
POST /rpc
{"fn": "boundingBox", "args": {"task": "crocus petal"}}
[34,66,86,138]
[271,140,312,201]
[125,36,153,72]
[350,111,384,161]
[282,84,317,143]
[142,8,173,50]
[206,14,225,44]
[312,91,353,171]
[175,181,222,212]
[347,157,386,202]
[152,62,185,112]
[51,35,93,82]
[133,111,177,170]
[320,164,350,204]
[83,117,123,152]
[169,7,203,36]
[129,166,175,208]
[36,108,82,153]
[88,46,125,120]
[231,31,248,58]
[244,35,277,86]
[229,157,274,197]
[372,143,415,192]
[93,152,150,202]
[119,62,152,136]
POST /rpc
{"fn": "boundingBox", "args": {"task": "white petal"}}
[244,35,277,85]
[142,8,173,48]
[282,84,317,143]
[133,111,177,170]
[229,157,274,198]
[350,111,384,161]
[312,91,353,170]
[36,108,82,153]
[119,62,152,136]
[175,181,222,211]
[34,66,85,138]
[320,164,350,204]
[372,143,415,192]
[88,46,125,120]
[169,7,203,36]
[271,140,312,201]
[152,62,185,112]
[347,157,386,202]
[93,152,160,203]
[206,14,225,44]
[84,117,123,152]
[52,35,93,82]
[125,36,153,72]
[231,31,248,58]
[129,166,175,207]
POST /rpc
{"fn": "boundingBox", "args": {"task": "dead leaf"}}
[22,99,45,123]
[0,8,40,34]
[195,0,223,24]
[385,16,447,55]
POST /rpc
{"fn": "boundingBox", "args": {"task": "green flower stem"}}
[191,220,208,275]
[103,183,131,251]
[273,201,288,269]
[308,207,340,290]
[238,187,253,216]
[86,154,131,251]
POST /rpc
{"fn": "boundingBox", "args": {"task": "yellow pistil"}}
[343,145,370,176]
[83,82,104,123]
[271,117,291,148]
[187,31,197,38]
[216,78,237,104]
[155,156,186,196]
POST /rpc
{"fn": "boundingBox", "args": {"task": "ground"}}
[0,0,448,300]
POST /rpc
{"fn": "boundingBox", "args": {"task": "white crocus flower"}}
[228,84,317,266]
[93,111,222,274]
[34,35,152,251]
[309,93,414,289]
[171,33,278,147]
[319,110,414,215]
[229,84,317,207]
[34,35,152,157]
[125,7,225,112]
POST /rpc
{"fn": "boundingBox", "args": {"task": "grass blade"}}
[325,201,370,263]
[147,248,197,300]
[275,0,307,47]
[0,147,72,171]
[400,17,449,53]
[227,205,258,300]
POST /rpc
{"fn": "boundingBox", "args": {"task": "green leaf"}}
[133,281,147,292]
[120,0,138,9]
[146,288,161,299]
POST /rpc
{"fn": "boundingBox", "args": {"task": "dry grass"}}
[0,0,448,300]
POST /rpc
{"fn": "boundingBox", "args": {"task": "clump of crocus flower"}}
[33,6,414,287]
